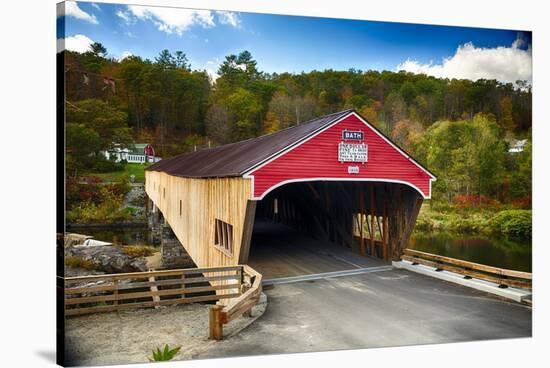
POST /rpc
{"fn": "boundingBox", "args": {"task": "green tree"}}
[205,104,233,144]
[89,42,107,58]
[174,51,190,70]
[155,49,175,69]
[65,123,102,174]
[499,96,515,132]
[399,81,417,105]
[510,139,532,198]
[225,88,262,140]
[419,114,506,201]
[66,99,132,150]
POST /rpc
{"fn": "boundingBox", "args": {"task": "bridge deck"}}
[247,220,386,279]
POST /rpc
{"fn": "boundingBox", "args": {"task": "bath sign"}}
[342,130,364,140]
[338,142,368,163]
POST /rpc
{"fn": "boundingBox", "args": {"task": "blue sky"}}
[58,1,532,83]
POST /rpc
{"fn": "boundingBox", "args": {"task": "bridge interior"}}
[245,181,422,279]
[247,219,385,279]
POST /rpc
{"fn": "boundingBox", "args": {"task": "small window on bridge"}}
[179,200,182,216]
[163,188,166,199]
[214,219,233,256]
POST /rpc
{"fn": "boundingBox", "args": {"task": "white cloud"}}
[65,2,98,24]
[57,34,94,53]
[91,3,101,11]
[216,11,241,28]
[125,5,214,36]
[205,58,221,81]
[118,51,134,61]
[396,40,532,84]
[116,10,134,25]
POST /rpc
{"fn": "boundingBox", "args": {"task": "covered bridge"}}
[145,109,435,273]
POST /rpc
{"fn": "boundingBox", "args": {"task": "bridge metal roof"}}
[146,110,354,178]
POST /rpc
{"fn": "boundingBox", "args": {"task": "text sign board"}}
[338,142,368,163]
[342,130,364,140]
[348,166,360,174]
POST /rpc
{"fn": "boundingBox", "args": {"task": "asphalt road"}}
[198,268,532,359]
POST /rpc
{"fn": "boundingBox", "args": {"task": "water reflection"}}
[67,226,155,247]
[409,232,531,272]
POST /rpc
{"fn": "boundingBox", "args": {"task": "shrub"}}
[491,210,532,239]
[148,344,181,362]
[92,157,126,173]
[122,246,157,258]
[107,177,132,197]
[447,213,489,233]
[66,186,132,224]
[511,196,532,209]
[453,194,500,210]
[415,210,435,231]
[65,256,95,270]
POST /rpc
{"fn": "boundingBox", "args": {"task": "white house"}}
[508,139,528,154]
[102,143,161,164]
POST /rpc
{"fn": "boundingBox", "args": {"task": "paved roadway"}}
[198,267,532,358]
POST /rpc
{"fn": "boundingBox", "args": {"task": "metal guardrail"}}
[402,249,532,290]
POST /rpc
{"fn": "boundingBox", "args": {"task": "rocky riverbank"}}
[65,245,149,274]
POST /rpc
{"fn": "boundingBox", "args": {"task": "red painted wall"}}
[247,113,433,199]
[144,144,155,156]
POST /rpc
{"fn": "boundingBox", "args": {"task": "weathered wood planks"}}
[402,249,532,289]
[64,266,244,316]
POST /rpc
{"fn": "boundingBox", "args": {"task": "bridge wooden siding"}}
[145,172,253,269]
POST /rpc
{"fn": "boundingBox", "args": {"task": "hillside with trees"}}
[63,43,532,216]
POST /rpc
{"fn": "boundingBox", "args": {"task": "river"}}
[68,226,156,247]
[410,232,532,272]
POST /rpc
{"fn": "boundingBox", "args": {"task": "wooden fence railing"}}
[209,265,263,340]
[402,249,532,290]
[64,265,246,316]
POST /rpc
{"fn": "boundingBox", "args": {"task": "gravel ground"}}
[64,295,267,366]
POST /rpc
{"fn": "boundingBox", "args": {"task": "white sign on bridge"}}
[338,142,368,163]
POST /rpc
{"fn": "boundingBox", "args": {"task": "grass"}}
[86,163,150,183]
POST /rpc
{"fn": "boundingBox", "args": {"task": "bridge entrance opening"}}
[243,181,422,280]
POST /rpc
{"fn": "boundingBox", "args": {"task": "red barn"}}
[146,109,435,274]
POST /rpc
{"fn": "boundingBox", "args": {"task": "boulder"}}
[66,245,148,273]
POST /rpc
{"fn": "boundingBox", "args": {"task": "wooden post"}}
[398,197,424,255]
[149,276,160,309]
[241,282,252,317]
[359,186,365,256]
[113,278,119,308]
[209,305,223,340]
[238,201,257,264]
[181,272,186,299]
[383,198,389,261]
[370,185,376,257]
